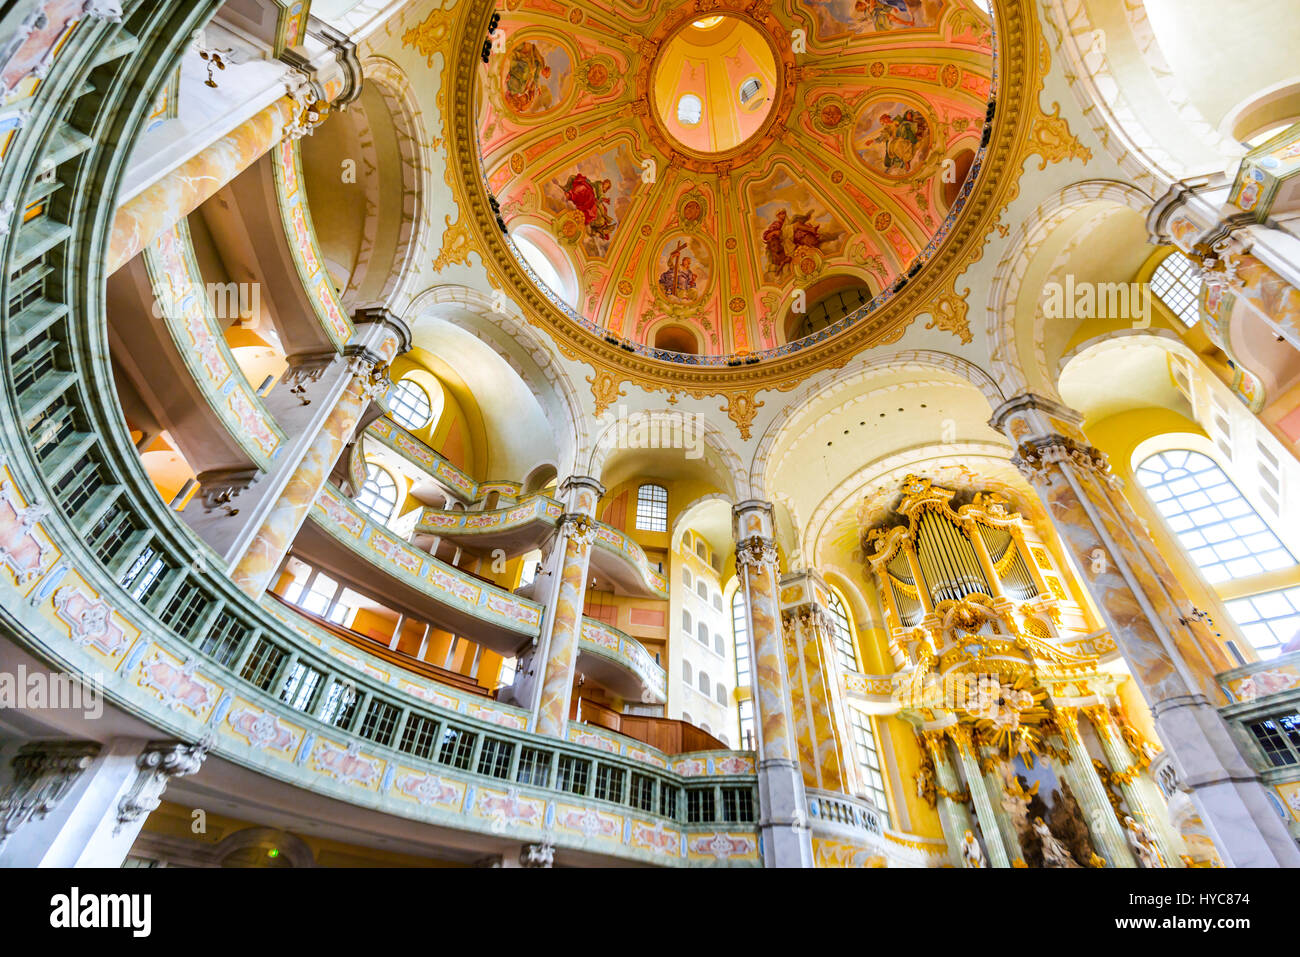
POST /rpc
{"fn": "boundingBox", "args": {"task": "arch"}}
[386,374,440,431]
[985,180,1154,399]
[669,492,735,556]
[523,462,558,494]
[510,222,580,308]
[1044,0,1249,194]
[212,827,316,868]
[750,349,1005,501]
[406,284,586,478]
[356,463,400,525]
[586,411,747,499]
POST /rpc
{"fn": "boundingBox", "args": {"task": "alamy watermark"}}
[151,280,261,323]
[1042,275,1151,328]
[0,665,103,720]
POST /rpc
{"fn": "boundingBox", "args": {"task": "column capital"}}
[114,738,211,836]
[1012,436,1117,488]
[0,742,101,846]
[557,513,596,547]
[735,534,779,572]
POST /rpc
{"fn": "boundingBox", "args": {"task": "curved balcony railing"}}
[142,221,286,470]
[591,520,669,599]
[578,617,667,705]
[365,418,521,506]
[411,493,562,556]
[0,5,757,866]
[309,484,543,646]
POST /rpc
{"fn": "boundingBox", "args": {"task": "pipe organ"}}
[865,475,1043,624]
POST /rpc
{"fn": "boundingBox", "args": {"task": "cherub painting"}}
[750,169,846,280]
[560,172,616,241]
[501,38,571,115]
[852,101,933,178]
[544,145,639,257]
[803,0,945,41]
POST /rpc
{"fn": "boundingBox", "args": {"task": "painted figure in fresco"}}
[503,41,553,113]
[658,241,698,299]
[790,212,825,249]
[762,209,793,275]
[870,108,929,173]
[854,0,916,30]
[560,172,617,240]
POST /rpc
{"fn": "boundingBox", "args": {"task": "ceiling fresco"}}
[476,0,996,358]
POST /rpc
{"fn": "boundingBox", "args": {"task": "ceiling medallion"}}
[452,0,1045,402]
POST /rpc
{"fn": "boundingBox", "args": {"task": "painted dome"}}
[477,0,996,361]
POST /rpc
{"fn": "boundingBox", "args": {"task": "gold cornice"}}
[443,0,1083,432]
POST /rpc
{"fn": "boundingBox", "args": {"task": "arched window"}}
[682,660,693,684]
[682,711,694,725]
[731,590,751,687]
[512,227,579,307]
[714,684,727,706]
[697,622,709,646]
[1136,450,1295,584]
[699,721,711,735]
[635,483,668,532]
[698,671,710,695]
[712,593,723,611]
[738,699,755,750]
[827,590,860,672]
[696,581,708,600]
[695,540,707,560]
[714,633,724,655]
[682,567,693,588]
[681,609,692,634]
[385,379,433,431]
[355,464,399,525]
[1150,251,1202,327]
[828,589,888,818]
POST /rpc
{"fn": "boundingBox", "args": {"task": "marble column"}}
[779,571,856,795]
[1053,709,1137,867]
[922,730,976,867]
[1085,705,1186,867]
[978,747,1025,865]
[229,319,405,597]
[0,738,208,867]
[532,476,604,738]
[992,393,1300,868]
[109,96,302,274]
[948,726,1010,868]
[734,500,813,868]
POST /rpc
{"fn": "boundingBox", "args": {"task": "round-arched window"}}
[356,464,399,525]
[386,379,434,431]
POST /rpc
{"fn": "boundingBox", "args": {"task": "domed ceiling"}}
[476,0,996,360]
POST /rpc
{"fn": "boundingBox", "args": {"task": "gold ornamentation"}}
[401,6,457,67]
[432,213,473,272]
[920,286,972,344]
[587,370,626,416]
[1028,102,1092,171]
[720,390,764,440]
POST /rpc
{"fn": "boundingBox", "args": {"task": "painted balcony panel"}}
[304,484,543,652]
[141,221,285,469]
[578,616,667,704]
[590,520,669,599]
[412,493,562,557]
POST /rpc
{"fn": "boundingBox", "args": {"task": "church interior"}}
[0,0,1299,871]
